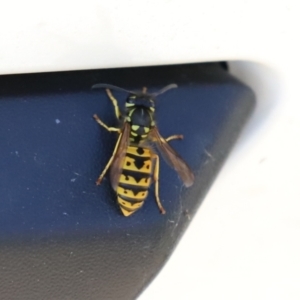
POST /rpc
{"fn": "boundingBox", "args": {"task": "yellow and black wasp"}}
[92,83,194,216]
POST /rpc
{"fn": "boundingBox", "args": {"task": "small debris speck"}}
[204,148,215,161]
[259,157,266,164]
[55,119,61,124]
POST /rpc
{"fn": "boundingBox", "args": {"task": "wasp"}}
[92,83,194,216]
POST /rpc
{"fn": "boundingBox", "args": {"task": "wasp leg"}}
[165,134,183,142]
[93,114,121,133]
[152,154,166,214]
[106,89,122,120]
[96,131,123,185]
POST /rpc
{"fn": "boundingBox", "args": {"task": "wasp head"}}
[92,83,178,134]
[125,93,155,111]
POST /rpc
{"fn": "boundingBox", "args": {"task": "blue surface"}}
[0,63,255,299]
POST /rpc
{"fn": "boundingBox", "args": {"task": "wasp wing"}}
[109,122,130,191]
[150,127,194,187]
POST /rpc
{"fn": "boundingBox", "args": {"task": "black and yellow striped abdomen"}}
[116,146,153,216]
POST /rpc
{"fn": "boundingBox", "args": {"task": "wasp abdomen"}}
[116,146,153,216]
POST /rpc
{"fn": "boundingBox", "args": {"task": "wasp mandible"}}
[92,83,194,216]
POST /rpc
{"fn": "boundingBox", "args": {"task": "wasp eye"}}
[126,95,136,104]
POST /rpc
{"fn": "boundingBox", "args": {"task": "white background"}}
[1,1,300,299]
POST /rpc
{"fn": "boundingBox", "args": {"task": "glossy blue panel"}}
[0,63,255,299]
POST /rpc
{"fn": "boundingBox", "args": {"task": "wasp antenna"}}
[152,84,178,97]
[92,83,135,94]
